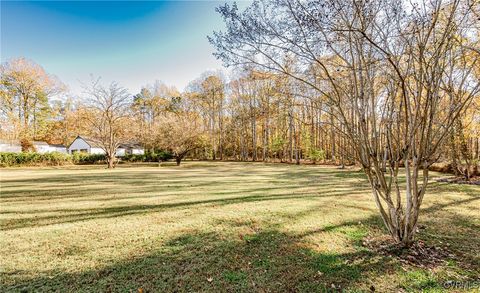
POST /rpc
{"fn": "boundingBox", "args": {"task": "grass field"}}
[1,162,479,292]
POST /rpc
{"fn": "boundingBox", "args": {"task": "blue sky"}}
[1,1,247,96]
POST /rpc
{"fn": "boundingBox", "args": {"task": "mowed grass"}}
[0,162,478,292]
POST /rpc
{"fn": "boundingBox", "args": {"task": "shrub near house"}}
[122,151,173,163]
[0,151,172,167]
[0,152,106,167]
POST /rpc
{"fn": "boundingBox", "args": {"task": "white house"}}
[119,143,145,155]
[33,141,51,153]
[68,136,144,156]
[68,136,105,155]
[48,144,68,153]
[0,139,22,152]
[34,142,67,153]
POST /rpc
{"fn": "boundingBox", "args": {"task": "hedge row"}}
[0,152,106,167]
[0,151,174,167]
[122,151,173,162]
[72,153,106,164]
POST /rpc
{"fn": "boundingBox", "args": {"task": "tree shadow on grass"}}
[0,186,363,230]
[3,207,477,292]
[1,166,360,201]
[420,211,480,276]
[1,168,371,231]
[3,225,395,293]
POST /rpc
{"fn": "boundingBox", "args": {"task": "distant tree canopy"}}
[0,58,65,144]
[154,96,207,165]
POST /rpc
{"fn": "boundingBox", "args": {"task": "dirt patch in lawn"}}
[363,236,453,269]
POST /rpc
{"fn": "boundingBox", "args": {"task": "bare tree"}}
[155,97,207,165]
[84,79,133,168]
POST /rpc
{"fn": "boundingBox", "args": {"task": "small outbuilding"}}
[33,141,51,153]
[119,143,145,156]
[68,136,144,156]
[48,144,68,153]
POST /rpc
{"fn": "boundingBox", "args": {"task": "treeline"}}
[135,71,362,165]
[1,58,479,170]
[134,71,479,173]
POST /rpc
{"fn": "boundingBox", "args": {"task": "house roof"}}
[69,135,103,149]
[80,136,103,148]
[119,142,143,150]
[1,140,66,148]
[33,141,49,146]
[68,135,143,150]
[0,139,21,145]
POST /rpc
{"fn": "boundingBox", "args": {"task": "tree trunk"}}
[176,157,182,166]
[107,154,115,169]
[288,112,293,162]
[261,95,270,162]
[366,159,428,248]
[251,108,257,162]
[475,138,479,161]
[219,97,224,161]
[330,112,335,162]
[295,120,300,165]
[450,128,460,176]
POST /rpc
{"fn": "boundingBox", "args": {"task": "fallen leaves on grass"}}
[363,236,452,269]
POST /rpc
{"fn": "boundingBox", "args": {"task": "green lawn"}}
[0,162,479,292]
